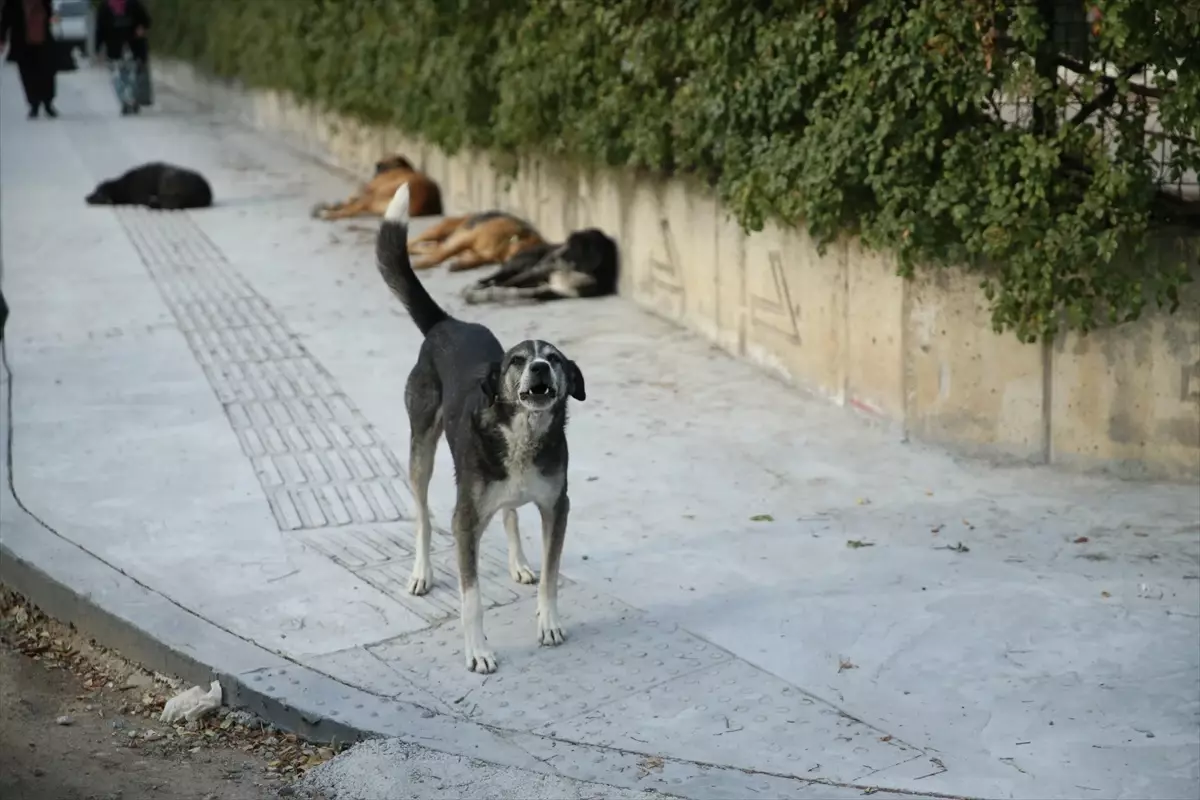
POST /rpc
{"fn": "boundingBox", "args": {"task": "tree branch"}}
[994,37,1171,101]
[1069,62,1147,127]
[1054,54,1166,100]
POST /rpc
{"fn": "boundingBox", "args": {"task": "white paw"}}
[537,611,566,647]
[407,561,433,596]
[510,562,538,585]
[465,646,498,674]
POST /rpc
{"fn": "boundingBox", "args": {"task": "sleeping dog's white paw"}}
[408,561,433,596]
[465,645,498,674]
[509,561,538,585]
[537,609,566,646]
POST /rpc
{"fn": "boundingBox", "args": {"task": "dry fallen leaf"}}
[1073,536,1089,544]
[1101,591,1111,598]
[846,540,875,549]
[636,755,666,779]
[750,514,774,522]
[838,658,858,673]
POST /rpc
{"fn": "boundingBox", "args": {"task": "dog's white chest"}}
[482,467,561,514]
[479,415,563,513]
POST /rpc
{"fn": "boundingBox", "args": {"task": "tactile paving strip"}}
[538,656,925,783]
[368,591,930,784]
[297,525,561,624]
[369,592,733,729]
[112,206,413,531]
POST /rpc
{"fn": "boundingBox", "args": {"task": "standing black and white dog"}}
[376,185,586,674]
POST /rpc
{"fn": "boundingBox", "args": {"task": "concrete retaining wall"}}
[155,61,1200,482]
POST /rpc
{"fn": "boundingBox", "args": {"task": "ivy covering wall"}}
[147,0,1199,342]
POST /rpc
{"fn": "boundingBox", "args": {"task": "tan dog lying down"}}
[312,156,443,220]
[406,211,546,272]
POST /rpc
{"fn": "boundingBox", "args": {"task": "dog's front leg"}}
[454,503,498,673]
[503,509,538,585]
[535,493,570,646]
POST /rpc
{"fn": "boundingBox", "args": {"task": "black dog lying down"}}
[86,162,213,210]
[462,228,618,305]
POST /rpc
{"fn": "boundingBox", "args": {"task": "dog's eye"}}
[509,356,526,368]
[544,353,561,365]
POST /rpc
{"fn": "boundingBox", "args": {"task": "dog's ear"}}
[566,360,586,402]
[479,361,502,406]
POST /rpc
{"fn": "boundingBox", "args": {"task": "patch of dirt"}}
[0,589,335,800]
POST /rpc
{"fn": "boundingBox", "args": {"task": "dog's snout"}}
[529,360,550,378]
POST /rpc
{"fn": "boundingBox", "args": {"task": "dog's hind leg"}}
[535,493,570,646]
[405,364,442,596]
[503,509,537,585]
[411,234,473,271]
[406,216,466,253]
[445,250,497,273]
[317,196,372,220]
[454,501,498,673]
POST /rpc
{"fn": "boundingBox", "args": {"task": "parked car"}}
[51,0,90,54]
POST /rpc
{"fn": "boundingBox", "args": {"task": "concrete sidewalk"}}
[1,65,1197,800]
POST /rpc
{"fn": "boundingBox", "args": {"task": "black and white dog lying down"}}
[377,184,587,673]
[85,162,213,210]
[461,228,618,305]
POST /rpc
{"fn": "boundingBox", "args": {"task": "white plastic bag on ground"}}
[159,679,223,724]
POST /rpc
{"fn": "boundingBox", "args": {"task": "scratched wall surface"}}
[158,61,1200,482]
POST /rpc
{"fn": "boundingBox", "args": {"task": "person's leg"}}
[108,55,136,114]
[125,57,140,113]
[16,57,40,117]
[36,46,57,116]
[44,47,58,115]
[133,53,151,110]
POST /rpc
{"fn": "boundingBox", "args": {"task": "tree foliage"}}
[147,0,1200,342]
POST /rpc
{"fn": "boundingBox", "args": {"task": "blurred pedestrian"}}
[0,0,58,119]
[94,0,151,116]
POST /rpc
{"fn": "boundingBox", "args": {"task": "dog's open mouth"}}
[519,385,557,401]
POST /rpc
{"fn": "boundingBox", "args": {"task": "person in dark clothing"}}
[0,0,58,118]
[94,0,151,115]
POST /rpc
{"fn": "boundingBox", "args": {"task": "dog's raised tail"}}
[376,184,448,336]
